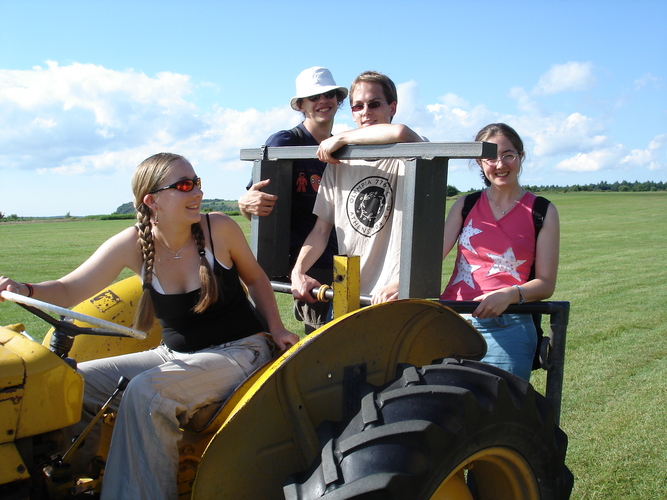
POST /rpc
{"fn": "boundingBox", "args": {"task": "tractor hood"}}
[0,326,83,443]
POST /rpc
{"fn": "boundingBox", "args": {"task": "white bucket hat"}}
[290,67,348,111]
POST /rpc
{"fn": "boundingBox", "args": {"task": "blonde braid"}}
[132,204,157,332]
[191,221,219,313]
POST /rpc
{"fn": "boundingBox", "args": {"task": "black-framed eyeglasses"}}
[350,100,387,113]
[482,154,519,166]
[149,177,201,194]
[307,90,338,102]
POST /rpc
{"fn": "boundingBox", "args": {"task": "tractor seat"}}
[182,402,225,434]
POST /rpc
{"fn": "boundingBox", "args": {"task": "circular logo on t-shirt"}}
[347,176,394,236]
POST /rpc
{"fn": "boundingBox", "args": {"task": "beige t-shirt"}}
[314,158,404,295]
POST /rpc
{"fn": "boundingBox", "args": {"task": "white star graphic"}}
[486,247,526,281]
[451,254,482,289]
[459,219,483,254]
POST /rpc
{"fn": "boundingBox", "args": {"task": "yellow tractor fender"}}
[192,299,485,499]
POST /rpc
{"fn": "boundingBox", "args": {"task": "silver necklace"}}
[155,235,191,259]
[487,189,524,215]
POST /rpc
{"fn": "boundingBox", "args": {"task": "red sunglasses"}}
[149,177,201,194]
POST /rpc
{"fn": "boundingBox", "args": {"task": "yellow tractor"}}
[0,142,573,499]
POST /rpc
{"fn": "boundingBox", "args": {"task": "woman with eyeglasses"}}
[0,152,298,499]
[440,123,560,381]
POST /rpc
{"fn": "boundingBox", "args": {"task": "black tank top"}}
[146,215,264,352]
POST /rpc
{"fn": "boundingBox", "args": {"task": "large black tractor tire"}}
[284,358,573,500]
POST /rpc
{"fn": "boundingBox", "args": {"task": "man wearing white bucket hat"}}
[239,67,347,333]
[291,70,425,307]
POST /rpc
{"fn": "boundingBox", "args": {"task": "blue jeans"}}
[463,313,537,381]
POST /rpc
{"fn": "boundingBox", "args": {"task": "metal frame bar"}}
[399,157,449,298]
[241,141,496,295]
[249,159,293,278]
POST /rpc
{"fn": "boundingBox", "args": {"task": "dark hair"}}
[474,123,524,187]
[335,89,347,106]
[475,123,524,152]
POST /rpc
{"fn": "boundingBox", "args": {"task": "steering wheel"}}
[0,290,146,340]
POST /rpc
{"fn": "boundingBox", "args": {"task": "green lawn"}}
[1,191,666,498]
[524,192,667,499]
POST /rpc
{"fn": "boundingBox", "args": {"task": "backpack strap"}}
[532,196,550,240]
[528,195,551,370]
[461,191,482,223]
[288,124,305,143]
[528,196,550,280]
[205,212,214,256]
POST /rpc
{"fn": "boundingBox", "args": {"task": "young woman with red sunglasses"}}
[0,152,298,499]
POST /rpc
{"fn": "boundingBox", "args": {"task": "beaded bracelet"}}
[24,283,34,298]
[513,284,525,305]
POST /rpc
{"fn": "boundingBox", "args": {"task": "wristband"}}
[513,285,525,305]
[24,283,35,298]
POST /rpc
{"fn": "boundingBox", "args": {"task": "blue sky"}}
[1,0,665,216]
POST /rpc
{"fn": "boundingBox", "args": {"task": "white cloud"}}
[619,148,652,168]
[532,62,596,95]
[440,93,469,108]
[620,133,667,171]
[556,134,667,174]
[634,73,663,90]
[0,62,202,171]
[394,80,432,135]
[530,113,608,157]
[38,147,157,176]
[0,62,302,177]
[332,122,355,135]
[33,117,57,129]
[509,86,543,114]
[424,99,497,141]
[1,61,194,125]
[556,146,625,172]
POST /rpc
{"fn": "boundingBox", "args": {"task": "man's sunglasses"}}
[307,90,338,102]
[350,100,387,113]
[149,177,201,194]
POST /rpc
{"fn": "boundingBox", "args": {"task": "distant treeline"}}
[444,181,665,198]
[1,183,664,222]
[523,180,665,193]
[114,199,240,216]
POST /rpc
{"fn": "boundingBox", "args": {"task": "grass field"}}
[1,191,666,498]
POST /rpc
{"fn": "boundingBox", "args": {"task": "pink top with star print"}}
[441,190,538,301]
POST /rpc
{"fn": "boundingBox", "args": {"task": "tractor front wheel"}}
[284,358,573,500]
